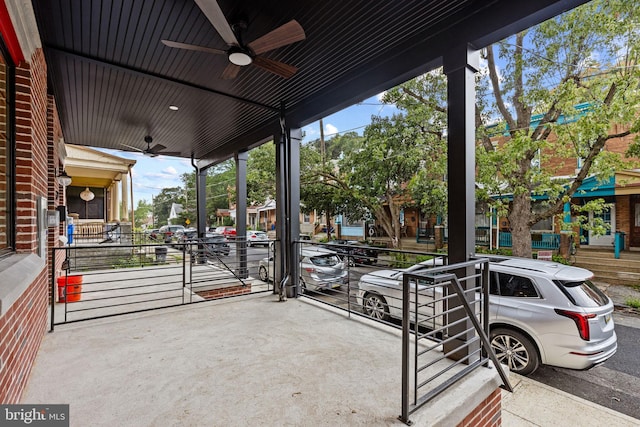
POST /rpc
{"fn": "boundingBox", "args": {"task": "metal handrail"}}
[50,239,274,330]
[399,258,512,424]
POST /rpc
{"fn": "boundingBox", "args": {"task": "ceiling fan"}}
[123,135,181,157]
[161,0,305,79]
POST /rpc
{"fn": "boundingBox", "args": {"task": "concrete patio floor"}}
[24,292,500,426]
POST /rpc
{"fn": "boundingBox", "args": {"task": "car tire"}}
[490,328,540,375]
[259,265,268,282]
[247,241,252,247]
[347,256,355,267]
[363,293,390,321]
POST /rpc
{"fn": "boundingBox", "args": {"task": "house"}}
[168,202,183,225]
[62,144,136,239]
[1,0,591,423]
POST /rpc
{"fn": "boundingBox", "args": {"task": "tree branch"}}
[486,44,516,130]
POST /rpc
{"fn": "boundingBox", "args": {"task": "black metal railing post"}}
[400,273,411,425]
[50,247,56,332]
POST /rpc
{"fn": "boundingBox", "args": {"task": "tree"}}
[246,142,276,204]
[477,0,640,257]
[383,71,449,222]
[133,199,153,229]
[300,136,354,240]
[305,115,430,248]
[153,187,184,226]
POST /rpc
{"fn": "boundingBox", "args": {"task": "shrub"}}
[625,297,640,309]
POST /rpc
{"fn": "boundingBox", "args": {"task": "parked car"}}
[356,256,617,375]
[202,233,231,256]
[299,234,312,241]
[323,239,378,265]
[159,225,185,243]
[212,226,237,239]
[147,228,160,241]
[178,228,198,245]
[258,247,348,291]
[246,230,269,247]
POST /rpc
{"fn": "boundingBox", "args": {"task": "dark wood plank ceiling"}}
[31,0,589,167]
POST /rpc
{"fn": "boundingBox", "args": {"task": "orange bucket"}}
[57,275,83,303]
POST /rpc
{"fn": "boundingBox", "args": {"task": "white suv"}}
[357,256,617,375]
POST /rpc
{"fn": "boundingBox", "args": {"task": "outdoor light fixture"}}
[57,170,72,187]
[228,47,252,66]
[169,105,179,111]
[80,187,95,202]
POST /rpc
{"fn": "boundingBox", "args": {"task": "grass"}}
[625,297,640,309]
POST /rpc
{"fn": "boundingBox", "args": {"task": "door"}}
[630,195,640,247]
[588,205,615,246]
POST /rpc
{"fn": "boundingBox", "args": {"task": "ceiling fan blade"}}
[195,0,239,46]
[148,144,167,154]
[221,63,241,79]
[252,56,298,79]
[121,143,144,152]
[156,151,182,157]
[161,40,226,55]
[248,20,305,55]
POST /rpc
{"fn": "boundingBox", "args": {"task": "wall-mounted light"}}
[57,170,72,187]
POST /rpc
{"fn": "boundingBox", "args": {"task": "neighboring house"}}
[168,203,183,225]
[487,121,640,250]
[64,144,136,222]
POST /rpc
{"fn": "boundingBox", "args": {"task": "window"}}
[497,273,539,297]
[0,39,14,256]
[531,202,553,232]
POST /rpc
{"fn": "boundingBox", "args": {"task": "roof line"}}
[44,44,280,113]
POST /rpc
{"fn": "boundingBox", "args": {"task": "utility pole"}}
[319,119,331,240]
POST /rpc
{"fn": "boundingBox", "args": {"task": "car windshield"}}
[309,255,340,266]
[555,280,609,307]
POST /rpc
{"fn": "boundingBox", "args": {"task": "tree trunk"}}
[509,193,532,258]
[374,203,403,250]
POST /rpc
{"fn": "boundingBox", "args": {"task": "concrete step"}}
[573,248,640,285]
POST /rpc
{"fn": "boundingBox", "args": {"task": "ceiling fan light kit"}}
[228,47,252,66]
[161,0,305,79]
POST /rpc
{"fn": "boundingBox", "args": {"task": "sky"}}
[98,94,398,208]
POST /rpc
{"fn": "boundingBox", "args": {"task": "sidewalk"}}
[502,374,639,426]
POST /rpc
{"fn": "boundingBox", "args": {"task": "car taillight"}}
[304,267,315,273]
[555,309,596,341]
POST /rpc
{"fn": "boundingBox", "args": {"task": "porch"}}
[25,293,500,426]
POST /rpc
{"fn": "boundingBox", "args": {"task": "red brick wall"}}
[46,95,66,301]
[456,388,501,427]
[0,269,48,403]
[0,48,51,403]
[196,284,252,300]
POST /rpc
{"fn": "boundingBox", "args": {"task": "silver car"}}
[356,257,617,375]
[246,230,269,247]
[258,247,348,291]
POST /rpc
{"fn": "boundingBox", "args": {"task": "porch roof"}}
[63,144,136,188]
[29,0,589,167]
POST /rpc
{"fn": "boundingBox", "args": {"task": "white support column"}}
[121,173,129,221]
[113,181,121,221]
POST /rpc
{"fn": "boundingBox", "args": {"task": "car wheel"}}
[258,265,269,282]
[490,328,539,375]
[247,241,252,247]
[300,278,308,294]
[347,256,355,267]
[363,293,390,321]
